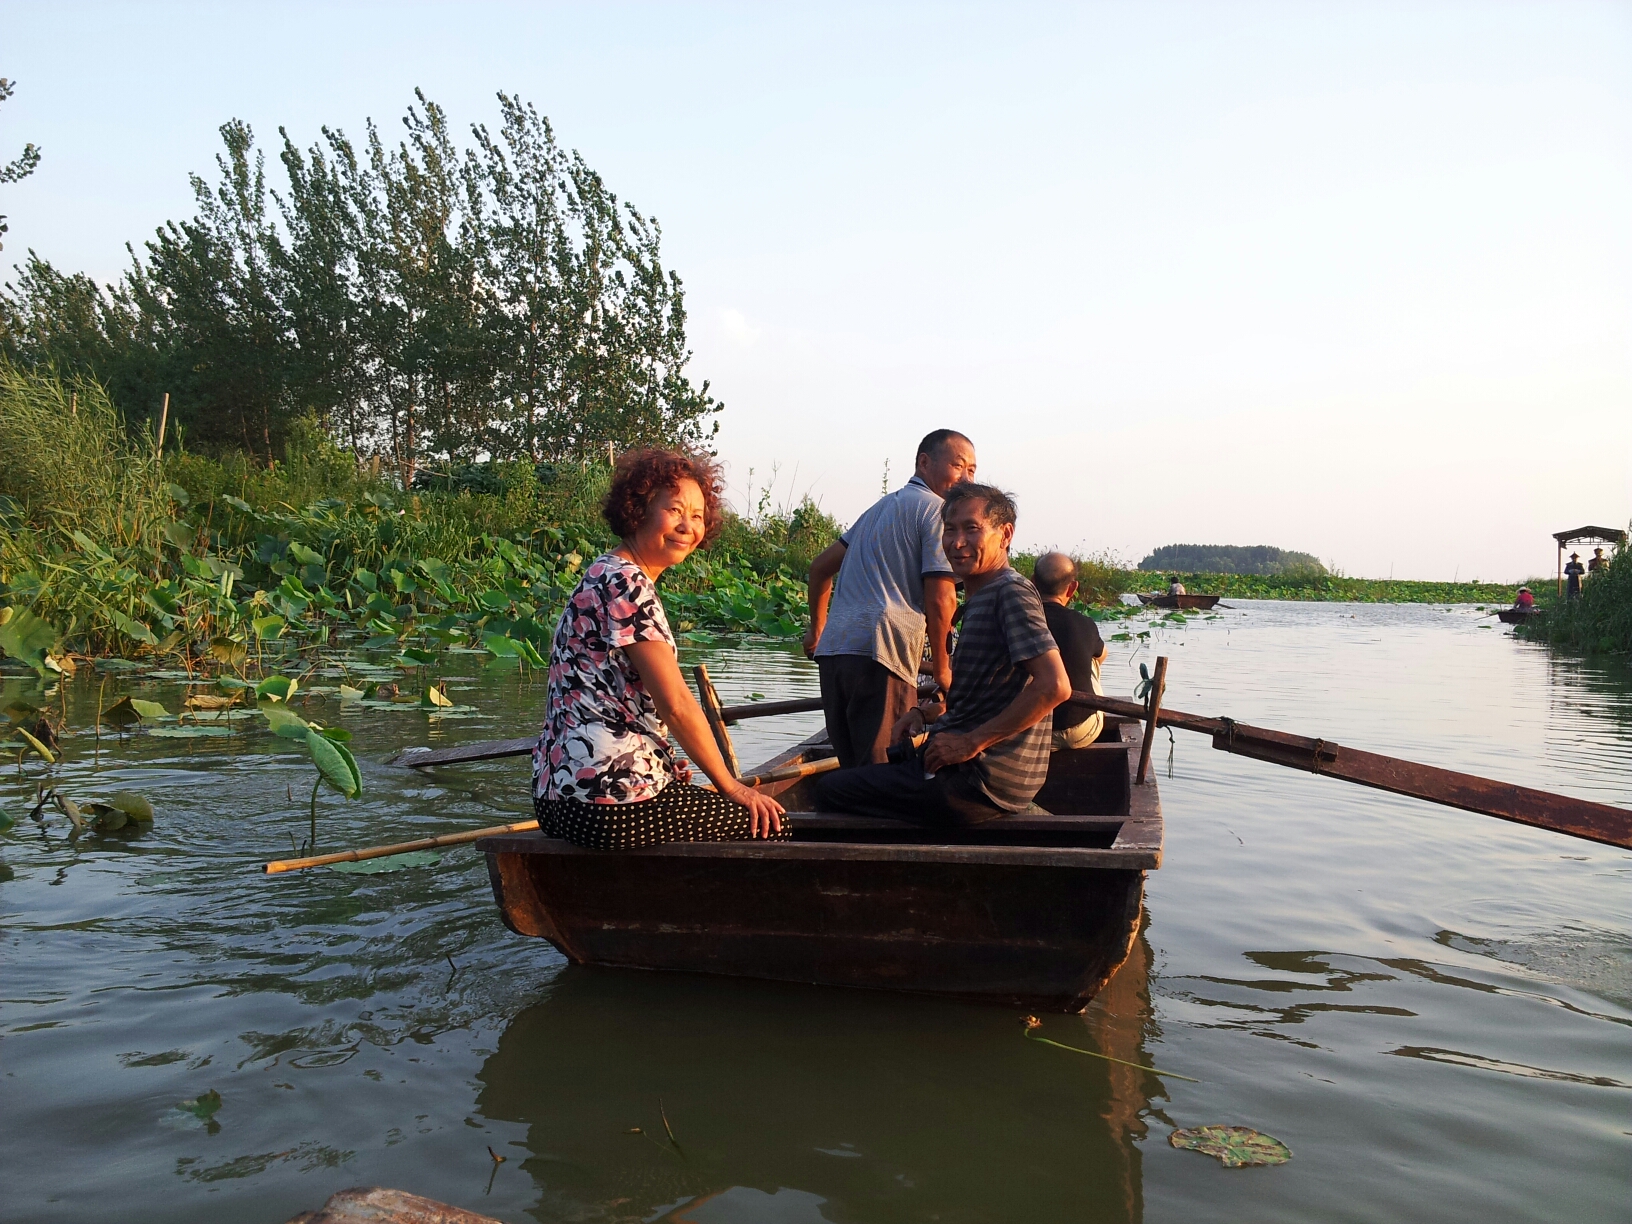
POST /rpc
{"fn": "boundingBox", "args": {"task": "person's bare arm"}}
[622,640,784,836]
[922,573,956,697]
[923,649,1070,774]
[803,540,848,659]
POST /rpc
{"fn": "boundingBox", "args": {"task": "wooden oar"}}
[1063,665,1632,850]
[388,696,826,768]
[262,755,841,874]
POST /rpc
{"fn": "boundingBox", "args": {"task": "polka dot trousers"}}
[534,782,792,850]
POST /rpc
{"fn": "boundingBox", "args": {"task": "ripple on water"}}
[1,611,1630,1223]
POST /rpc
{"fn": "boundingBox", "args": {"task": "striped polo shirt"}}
[931,566,1056,810]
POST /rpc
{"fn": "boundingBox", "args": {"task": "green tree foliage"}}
[0,77,44,251]
[0,91,717,475]
[1137,543,1326,576]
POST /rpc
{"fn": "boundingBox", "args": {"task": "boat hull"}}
[1138,593,1221,610]
[1496,607,1537,624]
[480,719,1162,1012]
[484,840,1144,1011]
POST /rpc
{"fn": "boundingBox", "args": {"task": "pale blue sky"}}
[3,2,1629,580]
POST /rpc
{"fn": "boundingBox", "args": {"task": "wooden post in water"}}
[693,664,740,778]
[1135,656,1168,785]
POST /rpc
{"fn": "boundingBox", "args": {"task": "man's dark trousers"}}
[817,655,916,768]
[813,754,1006,827]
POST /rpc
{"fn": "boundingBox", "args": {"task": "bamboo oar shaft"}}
[390,698,827,768]
[264,756,840,874]
[1062,689,1632,849]
[264,818,541,874]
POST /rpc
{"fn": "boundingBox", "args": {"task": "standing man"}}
[1032,552,1107,749]
[804,429,976,767]
[1565,552,1586,600]
[814,483,1070,824]
[1588,547,1609,577]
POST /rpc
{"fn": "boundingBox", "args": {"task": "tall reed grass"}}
[0,364,169,547]
[1517,547,1632,655]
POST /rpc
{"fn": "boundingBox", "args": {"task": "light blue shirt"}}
[815,476,953,684]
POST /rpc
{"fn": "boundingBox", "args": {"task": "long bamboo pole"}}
[389,698,826,768]
[1063,690,1632,850]
[263,756,841,874]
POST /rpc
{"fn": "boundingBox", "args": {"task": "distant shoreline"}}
[1010,555,1519,606]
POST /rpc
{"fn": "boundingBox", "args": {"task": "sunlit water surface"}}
[2,602,1628,1223]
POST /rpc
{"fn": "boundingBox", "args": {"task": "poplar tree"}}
[0,90,720,473]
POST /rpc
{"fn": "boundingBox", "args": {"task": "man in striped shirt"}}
[814,484,1070,825]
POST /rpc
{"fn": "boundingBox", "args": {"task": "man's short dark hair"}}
[941,482,1017,529]
[917,429,971,462]
[1032,551,1077,597]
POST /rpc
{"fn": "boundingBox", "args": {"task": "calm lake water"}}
[2,602,1629,1223]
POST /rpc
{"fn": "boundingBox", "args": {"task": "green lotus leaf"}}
[306,729,361,798]
[259,704,311,740]
[328,850,438,874]
[255,675,298,702]
[1169,1126,1291,1168]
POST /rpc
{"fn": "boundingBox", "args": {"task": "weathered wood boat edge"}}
[480,718,1161,1012]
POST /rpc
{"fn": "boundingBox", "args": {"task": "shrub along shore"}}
[0,366,1539,677]
[1514,553,1632,656]
[0,367,833,673]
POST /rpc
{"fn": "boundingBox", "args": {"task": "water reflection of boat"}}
[478,718,1161,1013]
[471,924,1157,1222]
[1137,593,1221,610]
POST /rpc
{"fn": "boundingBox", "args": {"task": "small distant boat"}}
[1496,607,1539,624]
[1138,593,1221,611]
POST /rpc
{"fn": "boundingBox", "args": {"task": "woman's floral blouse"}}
[534,553,679,803]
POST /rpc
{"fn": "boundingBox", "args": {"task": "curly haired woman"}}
[532,447,788,848]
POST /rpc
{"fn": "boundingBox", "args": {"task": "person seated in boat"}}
[532,448,788,849]
[1514,586,1535,610]
[803,429,972,767]
[1031,551,1107,749]
[813,484,1070,826]
[1168,576,1186,596]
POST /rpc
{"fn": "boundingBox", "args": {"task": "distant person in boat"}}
[1514,587,1535,610]
[803,429,974,768]
[1565,553,1586,600]
[1032,551,1107,749]
[532,448,788,849]
[814,484,1070,826]
[1168,576,1186,596]
[1589,547,1608,576]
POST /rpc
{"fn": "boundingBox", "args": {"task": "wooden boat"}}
[477,716,1162,1012]
[1138,592,1221,610]
[1496,606,1538,624]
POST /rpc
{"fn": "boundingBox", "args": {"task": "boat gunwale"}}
[475,831,1159,870]
[478,717,1162,871]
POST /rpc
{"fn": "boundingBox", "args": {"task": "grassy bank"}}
[0,367,1541,679]
[1515,551,1632,655]
[0,367,835,672]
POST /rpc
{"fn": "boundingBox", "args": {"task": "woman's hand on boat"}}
[724,781,785,837]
